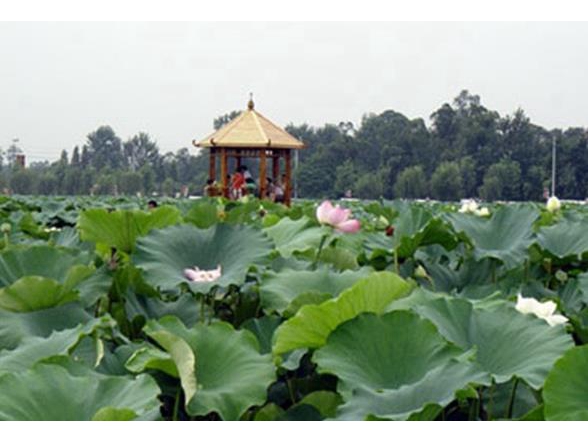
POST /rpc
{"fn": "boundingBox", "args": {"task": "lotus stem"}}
[172,388,181,421]
[312,234,329,270]
[506,377,519,419]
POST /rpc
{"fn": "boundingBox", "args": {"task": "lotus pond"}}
[1,194,588,421]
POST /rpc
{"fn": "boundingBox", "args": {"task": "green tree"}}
[393,166,428,199]
[213,111,241,130]
[354,170,385,200]
[10,169,37,194]
[430,161,463,201]
[334,160,358,197]
[479,159,522,201]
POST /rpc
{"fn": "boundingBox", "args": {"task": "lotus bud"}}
[546,196,561,213]
[414,265,428,279]
[0,223,11,234]
[375,215,389,230]
[555,270,568,283]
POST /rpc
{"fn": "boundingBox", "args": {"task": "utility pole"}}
[551,135,557,197]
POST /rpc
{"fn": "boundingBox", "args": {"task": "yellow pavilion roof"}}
[194,99,305,149]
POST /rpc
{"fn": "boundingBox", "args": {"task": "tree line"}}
[3,90,587,201]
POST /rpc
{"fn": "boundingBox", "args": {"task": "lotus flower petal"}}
[327,205,351,226]
[335,219,361,234]
[184,265,222,283]
[316,201,335,225]
[315,200,360,234]
[516,294,567,327]
[475,207,490,217]
[545,314,569,327]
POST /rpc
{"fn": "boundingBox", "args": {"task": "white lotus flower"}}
[515,294,568,327]
[458,199,479,214]
[475,207,490,217]
[546,196,561,213]
[184,265,222,282]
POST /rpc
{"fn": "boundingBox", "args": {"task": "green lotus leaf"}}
[0,276,77,312]
[134,224,273,294]
[273,272,413,355]
[0,363,160,420]
[0,316,114,374]
[260,267,372,314]
[125,345,178,377]
[145,316,276,420]
[78,206,182,254]
[92,407,137,421]
[336,360,487,420]
[298,391,343,418]
[184,201,219,228]
[125,292,202,328]
[446,205,539,269]
[0,245,96,312]
[241,315,282,354]
[313,311,487,420]
[543,345,588,420]
[318,246,359,271]
[263,216,328,258]
[413,297,574,389]
[537,219,588,260]
[144,327,197,405]
[392,206,457,258]
[0,302,92,351]
[0,245,91,286]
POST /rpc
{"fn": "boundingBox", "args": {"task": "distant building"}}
[15,154,25,169]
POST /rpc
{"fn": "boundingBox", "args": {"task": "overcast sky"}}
[1,21,587,163]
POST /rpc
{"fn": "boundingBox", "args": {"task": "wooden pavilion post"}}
[272,151,280,182]
[284,149,292,206]
[259,149,267,199]
[235,150,242,171]
[209,148,216,181]
[220,148,228,198]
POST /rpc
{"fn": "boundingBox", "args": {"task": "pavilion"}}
[193,97,305,205]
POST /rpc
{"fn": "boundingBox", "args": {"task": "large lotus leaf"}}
[125,344,179,378]
[412,297,574,389]
[537,219,588,260]
[134,223,272,294]
[0,245,90,286]
[446,205,539,269]
[184,201,219,228]
[0,363,160,420]
[78,205,182,254]
[0,276,79,313]
[0,302,92,350]
[0,316,114,374]
[272,272,413,355]
[336,360,487,420]
[143,328,197,405]
[260,267,372,314]
[145,316,276,420]
[242,315,282,354]
[125,292,202,328]
[392,206,457,258]
[543,346,588,420]
[313,311,486,420]
[263,216,329,258]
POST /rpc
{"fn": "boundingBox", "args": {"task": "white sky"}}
[1,19,588,162]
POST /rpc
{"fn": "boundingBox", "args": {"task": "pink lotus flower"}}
[184,265,222,282]
[316,200,361,233]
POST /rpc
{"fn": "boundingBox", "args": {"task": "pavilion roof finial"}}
[248,92,254,110]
